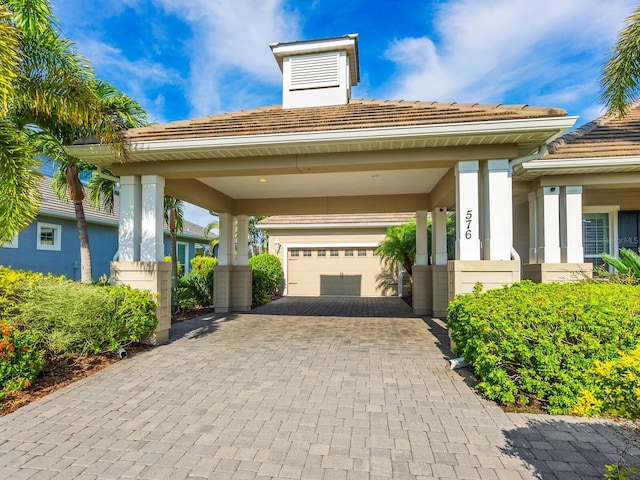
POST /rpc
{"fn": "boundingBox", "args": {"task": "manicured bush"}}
[173,256,218,309]
[448,281,640,414]
[0,268,158,357]
[0,320,42,394]
[248,254,283,305]
[573,345,640,420]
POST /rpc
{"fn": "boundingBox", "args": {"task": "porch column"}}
[431,207,448,266]
[528,191,538,264]
[481,160,512,260]
[415,210,429,266]
[215,213,234,313]
[140,175,165,261]
[455,161,480,260]
[560,186,584,263]
[217,213,234,266]
[537,187,561,263]
[412,210,431,315]
[431,207,448,318]
[118,175,141,261]
[233,215,252,311]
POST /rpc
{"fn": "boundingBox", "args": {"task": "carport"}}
[68,34,577,342]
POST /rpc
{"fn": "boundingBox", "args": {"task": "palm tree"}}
[601,3,640,116]
[376,219,417,279]
[0,0,130,243]
[164,196,185,289]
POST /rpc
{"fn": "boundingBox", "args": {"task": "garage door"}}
[286,247,385,296]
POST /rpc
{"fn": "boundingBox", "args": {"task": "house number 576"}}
[465,210,473,239]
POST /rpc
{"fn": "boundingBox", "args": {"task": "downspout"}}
[96,166,120,183]
[508,145,547,176]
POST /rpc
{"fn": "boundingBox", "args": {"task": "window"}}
[357,249,367,257]
[345,249,354,257]
[1,234,18,249]
[583,207,618,268]
[303,250,312,257]
[177,242,189,274]
[290,250,299,257]
[317,250,326,257]
[37,223,61,251]
[330,249,339,257]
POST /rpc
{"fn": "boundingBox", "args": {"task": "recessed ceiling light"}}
[259,178,267,183]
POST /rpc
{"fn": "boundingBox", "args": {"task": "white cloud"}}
[152,0,301,116]
[381,0,634,123]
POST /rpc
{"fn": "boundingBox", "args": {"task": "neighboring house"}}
[0,175,215,281]
[259,213,413,296]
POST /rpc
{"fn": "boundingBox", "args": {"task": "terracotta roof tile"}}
[124,99,567,143]
[544,100,640,159]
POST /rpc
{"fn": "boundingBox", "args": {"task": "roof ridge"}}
[547,100,640,153]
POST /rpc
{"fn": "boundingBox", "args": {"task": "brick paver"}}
[0,297,637,479]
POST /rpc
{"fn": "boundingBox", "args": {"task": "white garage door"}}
[286,247,389,296]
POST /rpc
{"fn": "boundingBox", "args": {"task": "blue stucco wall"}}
[0,214,118,281]
[0,214,210,281]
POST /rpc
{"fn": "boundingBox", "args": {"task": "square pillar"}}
[537,187,561,263]
[118,176,141,261]
[481,160,512,261]
[218,213,234,266]
[528,191,538,264]
[140,175,165,261]
[416,211,429,266]
[431,207,448,265]
[560,186,584,263]
[236,215,249,266]
[455,161,480,260]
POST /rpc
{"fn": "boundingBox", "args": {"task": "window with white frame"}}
[582,206,619,268]
[177,242,189,274]
[37,223,61,251]
[1,234,18,249]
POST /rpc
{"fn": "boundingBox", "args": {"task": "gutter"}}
[96,167,120,183]
[508,145,547,175]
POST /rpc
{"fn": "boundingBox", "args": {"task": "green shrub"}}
[448,281,640,414]
[0,320,42,394]
[173,256,218,309]
[598,248,640,284]
[248,254,283,304]
[164,255,183,276]
[190,256,217,276]
[4,274,157,357]
[0,266,47,317]
[573,345,640,420]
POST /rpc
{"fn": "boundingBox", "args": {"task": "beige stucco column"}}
[111,174,171,344]
[431,207,448,317]
[481,159,512,261]
[214,213,234,313]
[233,215,252,312]
[412,210,431,315]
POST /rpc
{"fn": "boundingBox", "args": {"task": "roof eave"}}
[67,115,578,164]
[513,155,640,179]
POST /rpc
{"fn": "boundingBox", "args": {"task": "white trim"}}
[259,221,409,230]
[37,222,62,251]
[520,156,640,172]
[583,205,619,263]
[67,116,578,160]
[176,241,189,274]
[1,234,18,249]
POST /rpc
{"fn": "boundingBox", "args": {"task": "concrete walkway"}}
[0,297,637,479]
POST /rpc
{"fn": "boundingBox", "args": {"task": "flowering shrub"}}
[0,321,42,393]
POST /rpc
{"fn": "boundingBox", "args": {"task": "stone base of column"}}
[447,260,521,308]
[215,265,254,313]
[412,265,433,315]
[232,266,252,312]
[432,265,449,318]
[522,263,592,283]
[111,261,172,344]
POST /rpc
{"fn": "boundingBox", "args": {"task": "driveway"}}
[0,297,636,479]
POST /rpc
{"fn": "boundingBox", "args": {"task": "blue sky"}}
[52,0,637,225]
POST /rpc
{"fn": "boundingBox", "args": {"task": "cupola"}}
[270,34,360,109]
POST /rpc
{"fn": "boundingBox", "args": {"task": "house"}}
[0,174,214,281]
[67,33,640,342]
[258,213,414,296]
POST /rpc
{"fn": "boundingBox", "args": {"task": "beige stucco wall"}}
[583,188,640,210]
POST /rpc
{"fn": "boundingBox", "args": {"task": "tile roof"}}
[544,100,640,159]
[259,213,415,227]
[38,176,214,240]
[122,99,567,142]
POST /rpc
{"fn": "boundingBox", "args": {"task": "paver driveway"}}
[0,297,637,479]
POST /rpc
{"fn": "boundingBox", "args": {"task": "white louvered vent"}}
[290,52,340,90]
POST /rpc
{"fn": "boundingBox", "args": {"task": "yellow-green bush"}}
[249,254,283,305]
[573,345,640,420]
[448,281,640,414]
